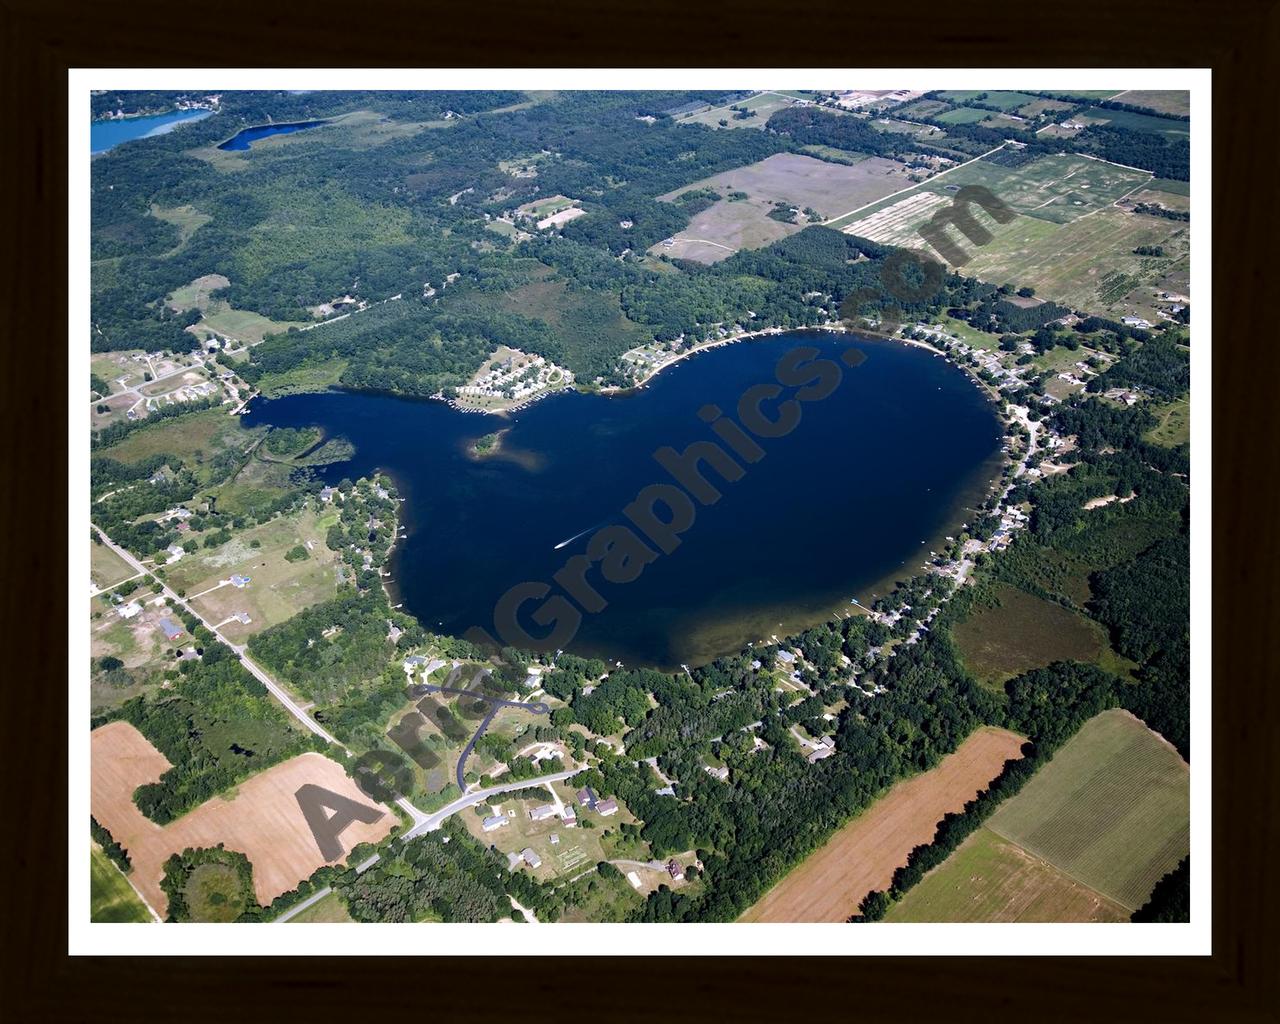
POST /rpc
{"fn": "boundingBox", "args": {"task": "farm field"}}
[740,726,1026,922]
[676,91,800,130]
[884,826,1129,922]
[1108,91,1191,116]
[165,507,341,643]
[987,709,1190,910]
[91,722,395,916]
[90,844,154,923]
[1078,106,1190,137]
[962,207,1190,318]
[655,152,917,263]
[952,582,1118,687]
[935,106,990,125]
[936,91,1039,111]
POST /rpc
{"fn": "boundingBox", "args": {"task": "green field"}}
[90,844,153,923]
[98,406,249,471]
[885,826,1129,922]
[677,91,799,130]
[184,861,250,922]
[1108,91,1190,117]
[987,709,1190,910]
[91,541,137,591]
[1146,396,1191,447]
[935,106,991,125]
[953,583,1113,687]
[285,890,353,923]
[936,91,1039,111]
[1079,106,1190,137]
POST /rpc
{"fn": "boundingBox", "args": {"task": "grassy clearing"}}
[193,304,308,345]
[1146,396,1190,447]
[167,273,229,313]
[1078,106,1190,137]
[168,508,341,641]
[677,91,798,130]
[988,709,1190,910]
[255,357,349,397]
[885,826,1128,922]
[91,542,137,590]
[91,844,154,922]
[97,407,249,469]
[936,106,991,125]
[285,889,353,923]
[952,583,1110,687]
[184,861,249,922]
[150,204,211,255]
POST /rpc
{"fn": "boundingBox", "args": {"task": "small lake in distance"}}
[90,109,212,155]
[217,120,330,151]
[243,331,1004,669]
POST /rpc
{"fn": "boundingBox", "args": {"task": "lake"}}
[90,109,212,155]
[217,120,329,151]
[243,331,1004,668]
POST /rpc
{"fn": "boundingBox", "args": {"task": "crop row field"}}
[740,726,1026,922]
[886,710,1189,921]
[834,151,1189,318]
[989,710,1190,910]
[91,722,395,917]
[654,152,919,263]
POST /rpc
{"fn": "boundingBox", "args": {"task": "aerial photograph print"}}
[77,72,1201,951]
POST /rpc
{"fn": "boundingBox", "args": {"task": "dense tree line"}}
[91,816,132,873]
[1132,857,1190,922]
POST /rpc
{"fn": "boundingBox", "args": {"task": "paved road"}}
[416,683,550,791]
[272,768,581,923]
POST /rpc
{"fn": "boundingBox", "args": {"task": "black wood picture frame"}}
[4,0,1274,1018]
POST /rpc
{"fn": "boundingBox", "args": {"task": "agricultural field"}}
[654,152,917,263]
[936,91,1040,111]
[90,844,154,923]
[987,710,1190,910]
[91,723,395,916]
[740,726,1025,922]
[935,106,991,125]
[837,149,1191,318]
[884,826,1129,922]
[1108,90,1191,117]
[1077,106,1190,137]
[675,91,801,130]
[952,582,1126,687]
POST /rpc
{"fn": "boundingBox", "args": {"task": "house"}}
[704,765,729,782]
[561,807,577,827]
[157,617,184,641]
[528,804,558,822]
[595,797,618,817]
[230,574,250,588]
[482,815,510,833]
[807,746,834,764]
[577,787,596,808]
[521,848,542,869]
[166,544,184,563]
[1121,316,1152,329]
[654,785,676,798]
[319,487,335,503]
[775,650,796,666]
[667,859,684,882]
[116,601,142,620]
[403,654,427,672]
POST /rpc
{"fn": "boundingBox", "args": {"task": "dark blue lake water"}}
[217,120,329,151]
[243,331,1003,668]
[90,109,212,155]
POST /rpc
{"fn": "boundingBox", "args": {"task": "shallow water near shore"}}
[243,330,1004,669]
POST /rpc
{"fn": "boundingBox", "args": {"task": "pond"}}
[217,120,330,151]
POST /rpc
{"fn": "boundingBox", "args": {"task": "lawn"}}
[987,709,1190,910]
[884,826,1129,922]
[952,583,1115,687]
[90,844,153,922]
